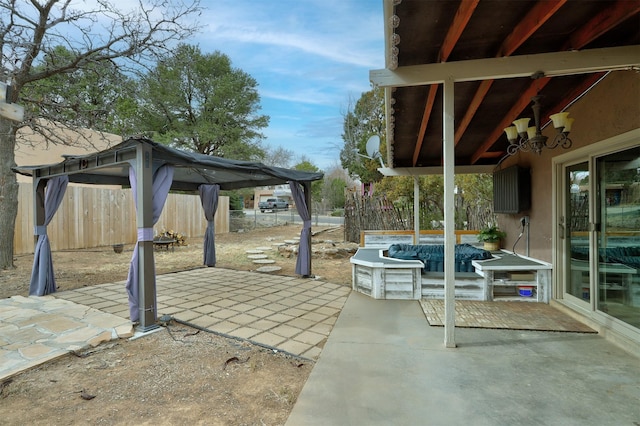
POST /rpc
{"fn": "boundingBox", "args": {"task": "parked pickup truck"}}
[258,198,289,212]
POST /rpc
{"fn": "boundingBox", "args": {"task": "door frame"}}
[552,129,640,340]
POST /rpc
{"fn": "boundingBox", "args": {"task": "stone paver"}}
[0,295,133,381]
[256,266,282,273]
[49,268,351,362]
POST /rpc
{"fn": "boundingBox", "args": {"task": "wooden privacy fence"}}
[13,182,229,255]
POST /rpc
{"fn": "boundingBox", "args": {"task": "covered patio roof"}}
[368,0,640,348]
[371,0,640,172]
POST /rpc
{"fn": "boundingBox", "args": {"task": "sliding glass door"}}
[562,146,640,330]
[595,147,640,328]
[565,162,591,302]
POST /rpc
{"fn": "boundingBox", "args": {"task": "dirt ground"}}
[0,225,356,425]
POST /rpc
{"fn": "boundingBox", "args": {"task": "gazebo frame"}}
[14,137,324,331]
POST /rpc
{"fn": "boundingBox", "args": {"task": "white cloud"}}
[200,0,382,68]
[193,0,383,168]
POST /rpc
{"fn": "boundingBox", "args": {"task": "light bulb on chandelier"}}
[503,95,574,156]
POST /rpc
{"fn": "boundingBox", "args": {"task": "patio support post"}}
[414,176,420,243]
[443,76,457,348]
[136,143,157,331]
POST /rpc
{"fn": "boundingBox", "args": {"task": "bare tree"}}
[0,0,202,269]
[263,146,294,169]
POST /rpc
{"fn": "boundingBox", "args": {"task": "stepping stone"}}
[246,249,264,254]
[283,240,298,244]
[253,259,276,264]
[247,254,268,259]
[256,246,273,251]
[256,266,282,273]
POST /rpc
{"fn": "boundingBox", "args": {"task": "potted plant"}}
[477,225,506,251]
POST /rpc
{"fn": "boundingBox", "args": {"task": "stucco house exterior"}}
[370,0,639,351]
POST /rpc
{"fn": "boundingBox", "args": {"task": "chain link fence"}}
[229,208,344,232]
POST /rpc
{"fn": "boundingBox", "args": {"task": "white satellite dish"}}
[365,135,380,159]
[362,135,384,167]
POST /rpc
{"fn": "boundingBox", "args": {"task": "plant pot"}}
[112,243,124,254]
[483,241,500,251]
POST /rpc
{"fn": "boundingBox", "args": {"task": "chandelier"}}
[503,95,574,155]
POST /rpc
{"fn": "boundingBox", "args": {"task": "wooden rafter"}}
[470,73,606,163]
[566,0,640,50]
[413,0,478,166]
[455,0,566,147]
[471,77,551,164]
[438,0,480,63]
[470,0,640,164]
[413,84,439,166]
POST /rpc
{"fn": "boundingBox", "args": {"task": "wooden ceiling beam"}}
[438,0,480,63]
[470,1,640,163]
[371,46,639,87]
[413,84,439,166]
[471,77,551,164]
[414,0,479,166]
[498,0,567,57]
[455,0,566,147]
[565,0,640,50]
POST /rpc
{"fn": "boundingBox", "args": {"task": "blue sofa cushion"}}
[388,243,492,272]
[571,246,640,269]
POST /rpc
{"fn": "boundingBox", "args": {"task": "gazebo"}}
[13,137,324,331]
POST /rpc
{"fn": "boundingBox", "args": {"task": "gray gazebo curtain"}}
[29,175,69,295]
[289,181,311,276]
[198,184,220,267]
[126,164,174,322]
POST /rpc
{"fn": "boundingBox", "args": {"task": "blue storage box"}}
[518,286,534,297]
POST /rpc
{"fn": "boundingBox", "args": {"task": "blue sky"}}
[193,0,385,170]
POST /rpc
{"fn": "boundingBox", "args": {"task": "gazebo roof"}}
[13,137,324,190]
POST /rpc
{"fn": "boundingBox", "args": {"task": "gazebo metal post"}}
[136,143,158,331]
[303,181,312,277]
[33,177,46,246]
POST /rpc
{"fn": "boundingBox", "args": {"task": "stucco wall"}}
[497,70,640,262]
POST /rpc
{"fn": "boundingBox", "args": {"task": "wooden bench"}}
[350,248,487,301]
[350,248,423,300]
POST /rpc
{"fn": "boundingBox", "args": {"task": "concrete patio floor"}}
[288,292,640,426]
